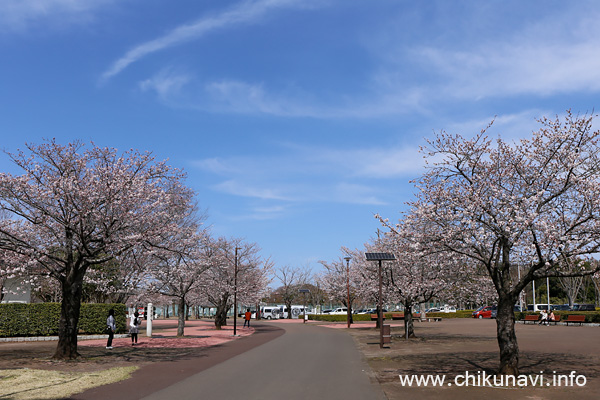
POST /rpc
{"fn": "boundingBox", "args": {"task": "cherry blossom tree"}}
[558,275,584,308]
[319,252,360,325]
[274,265,310,319]
[144,217,210,337]
[406,111,600,374]
[0,140,193,359]
[373,218,456,339]
[199,237,272,329]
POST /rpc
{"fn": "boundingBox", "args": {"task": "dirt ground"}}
[2,318,599,400]
[0,319,252,374]
[347,318,600,400]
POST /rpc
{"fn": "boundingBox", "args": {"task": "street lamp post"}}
[299,288,310,323]
[365,252,396,348]
[344,256,352,329]
[233,247,240,336]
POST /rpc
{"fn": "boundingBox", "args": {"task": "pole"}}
[303,292,307,324]
[345,257,351,329]
[233,247,239,336]
[378,260,383,348]
[146,302,153,337]
[532,280,536,311]
[518,263,523,311]
[547,277,550,310]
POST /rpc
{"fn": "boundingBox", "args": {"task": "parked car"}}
[572,304,596,311]
[552,304,571,311]
[364,308,388,314]
[472,305,496,319]
[329,308,349,315]
[426,308,441,313]
[442,305,457,313]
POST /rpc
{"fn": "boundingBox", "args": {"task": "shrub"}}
[0,303,126,337]
[304,314,373,322]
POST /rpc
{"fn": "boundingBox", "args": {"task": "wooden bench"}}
[370,314,385,321]
[523,315,539,324]
[548,314,561,325]
[565,315,586,326]
[391,313,404,320]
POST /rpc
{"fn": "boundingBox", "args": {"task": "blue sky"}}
[1,0,599,277]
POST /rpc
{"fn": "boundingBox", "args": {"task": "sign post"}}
[146,302,153,337]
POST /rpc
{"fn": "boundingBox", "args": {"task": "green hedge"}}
[423,310,474,319]
[305,314,373,322]
[0,303,127,337]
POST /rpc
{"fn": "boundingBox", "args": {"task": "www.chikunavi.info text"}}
[399,371,587,388]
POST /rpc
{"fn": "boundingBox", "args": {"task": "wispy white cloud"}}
[441,109,552,142]
[193,141,422,210]
[397,8,600,100]
[213,180,293,201]
[139,68,192,102]
[0,0,114,32]
[141,73,428,119]
[101,0,320,82]
[416,41,600,100]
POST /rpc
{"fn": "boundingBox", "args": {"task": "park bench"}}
[548,315,561,325]
[565,315,586,326]
[523,315,539,324]
[391,313,404,320]
[370,314,385,321]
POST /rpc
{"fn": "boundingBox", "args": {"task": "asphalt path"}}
[141,321,386,400]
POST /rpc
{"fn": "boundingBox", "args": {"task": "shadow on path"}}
[70,323,284,400]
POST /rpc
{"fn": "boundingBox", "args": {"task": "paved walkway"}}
[143,320,385,400]
[71,323,284,400]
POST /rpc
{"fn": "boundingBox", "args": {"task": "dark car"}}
[365,308,388,314]
[572,304,596,311]
[552,304,571,311]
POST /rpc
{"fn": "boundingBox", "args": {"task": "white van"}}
[278,305,306,319]
[261,306,280,320]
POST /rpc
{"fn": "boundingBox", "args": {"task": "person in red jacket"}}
[244,309,252,328]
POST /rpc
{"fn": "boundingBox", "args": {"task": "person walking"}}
[106,309,116,349]
[130,311,140,345]
[244,308,252,328]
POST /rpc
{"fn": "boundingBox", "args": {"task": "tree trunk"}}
[286,301,293,319]
[214,296,229,329]
[403,304,415,339]
[496,294,519,375]
[177,297,186,337]
[53,267,85,360]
